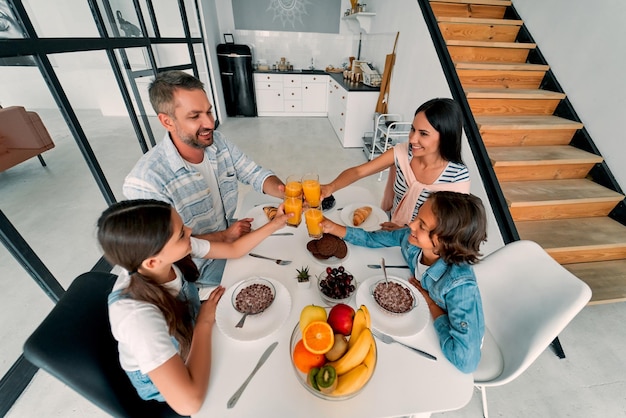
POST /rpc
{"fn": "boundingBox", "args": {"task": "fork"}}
[371,328,437,361]
[248,253,292,265]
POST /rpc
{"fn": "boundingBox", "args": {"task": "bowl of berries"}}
[317,266,356,306]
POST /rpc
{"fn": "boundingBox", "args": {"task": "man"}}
[123,70,284,287]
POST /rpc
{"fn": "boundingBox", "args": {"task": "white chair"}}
[472,240,592,418]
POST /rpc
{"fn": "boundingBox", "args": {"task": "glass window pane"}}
[184,0,201,37]
[23,0,99,38]
[153,43,191,68]
[0,0,27,39]
[96,0,144,38]
[152,0,184,38]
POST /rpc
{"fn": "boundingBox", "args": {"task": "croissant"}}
[353,206,373,226]
[263,206,278,221]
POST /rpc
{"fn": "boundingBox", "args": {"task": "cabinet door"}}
[327,79,346,141]
[302,82,327,113]
[256,88,284,113]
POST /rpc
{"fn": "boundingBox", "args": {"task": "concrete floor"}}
[3,115,626,417]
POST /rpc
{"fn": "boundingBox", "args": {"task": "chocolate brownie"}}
[316,234,339,257]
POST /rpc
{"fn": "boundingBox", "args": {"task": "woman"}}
[321,98,470,230]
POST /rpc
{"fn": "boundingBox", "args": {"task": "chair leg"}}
[37,154,47,167]
[551,336,566,359]
[479,386,489,418]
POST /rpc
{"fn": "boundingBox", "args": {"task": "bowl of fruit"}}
[290,303,377,400]
[317,266,356,306]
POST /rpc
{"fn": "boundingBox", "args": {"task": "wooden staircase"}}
[429,0,626,304]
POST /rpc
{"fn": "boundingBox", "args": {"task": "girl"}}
[321,98,470,230]
[321,191,487,373]
[97,199,289,414]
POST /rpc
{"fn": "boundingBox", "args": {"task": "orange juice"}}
[302,174,321,208]
[305,208,324,239]
[284,196,303,227]
[285,175,302,198]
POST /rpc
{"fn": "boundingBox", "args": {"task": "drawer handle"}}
[278,93,281,97]
[305,86,308,89]
[267,84,271,87]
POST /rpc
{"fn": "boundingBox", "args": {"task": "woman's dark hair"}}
[415,98,463,164]
[428,191,487,265]
[97,199,199,358]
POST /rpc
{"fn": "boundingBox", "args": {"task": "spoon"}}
[381,257,389,284]
[235,311,251,328]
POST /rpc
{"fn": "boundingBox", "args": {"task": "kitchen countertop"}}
[253,70,380,92]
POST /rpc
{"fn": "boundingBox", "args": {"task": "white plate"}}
[356,275,429,338]
[306,244,350,266]
[340,203,388,231]
[245,204,286,231]
[216,277,291,342]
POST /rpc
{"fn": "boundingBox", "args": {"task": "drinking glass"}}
[284,175,303,198]
[305,208,324,239]
[284,196,303,227]
[302,173,321,208]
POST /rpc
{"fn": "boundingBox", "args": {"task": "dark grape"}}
[319,265,355,300]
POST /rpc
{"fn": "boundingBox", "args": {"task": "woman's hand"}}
[320,184,334,200]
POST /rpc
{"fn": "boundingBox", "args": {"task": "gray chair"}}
[23,271,187,418]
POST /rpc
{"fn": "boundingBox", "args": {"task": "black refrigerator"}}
[216,44,257,117]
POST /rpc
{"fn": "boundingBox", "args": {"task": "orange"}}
[293,339,325,373]
[302,321,335,354]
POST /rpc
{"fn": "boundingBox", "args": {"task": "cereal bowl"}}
[369,277,417,316]
[231,277,276,316]
[317,267,356,306]
[289,322,377,401]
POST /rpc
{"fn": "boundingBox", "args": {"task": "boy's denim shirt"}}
[344,226,484,373]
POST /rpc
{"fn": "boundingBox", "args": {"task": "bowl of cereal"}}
[231,277,276,320]
[369,277,416,316]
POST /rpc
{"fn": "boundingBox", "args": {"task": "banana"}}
[348,308,367,348]
[361,304,371,328]
[362,342,376,383]
[331,363,369,396]
[328,328,373,375]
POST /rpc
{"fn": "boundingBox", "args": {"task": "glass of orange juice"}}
[284,196,303,227]
[285,175,303,198]
[305,208,324,239]
[302,173,321,208]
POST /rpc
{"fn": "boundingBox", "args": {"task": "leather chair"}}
[0,106,55,172]
[472,240,592,418]
[23,271,187,418]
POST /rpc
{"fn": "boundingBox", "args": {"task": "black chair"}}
[23,271,187,418]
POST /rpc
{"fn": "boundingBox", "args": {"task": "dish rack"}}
[362,113,412,180]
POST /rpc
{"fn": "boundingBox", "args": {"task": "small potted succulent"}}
[296,266,311,289]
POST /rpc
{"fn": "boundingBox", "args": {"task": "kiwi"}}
[307,367,320,391]
[325,334,348,361]
[315,365,338,394]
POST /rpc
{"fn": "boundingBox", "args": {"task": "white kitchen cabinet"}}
[327,77,379,148]
[254,73,327,116]
[302,75,328,114]
[254,74,283,114]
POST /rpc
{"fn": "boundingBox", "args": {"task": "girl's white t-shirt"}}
[108,237,210,374]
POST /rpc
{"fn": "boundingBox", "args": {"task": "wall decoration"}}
[232,0,340,34]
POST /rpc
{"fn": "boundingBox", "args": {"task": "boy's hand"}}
[409,277,445,319]
[320,217,347,238]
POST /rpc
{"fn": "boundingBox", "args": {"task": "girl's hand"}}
[269,202,292,229]
[320,217,347,238]
[197,286,225,325]
[380,221,405,231]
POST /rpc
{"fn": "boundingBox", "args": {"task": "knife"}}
[227,341,278,408]
[367,264,409,269]
[270,232,294,236]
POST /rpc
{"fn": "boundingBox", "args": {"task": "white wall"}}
[513,0,626,191]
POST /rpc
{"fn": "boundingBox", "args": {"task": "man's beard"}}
[178,128,213,149]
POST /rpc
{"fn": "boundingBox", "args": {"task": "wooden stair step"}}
[564,260,626,304]
[446,40,536,63]
[466,88,565,116]
[489,145,603,181]
[437,17,523,42]
[516,217,626,264]
[456,61,549,71]
[430,0,510,19]
[476,115,583,146]
[501,179,624,221]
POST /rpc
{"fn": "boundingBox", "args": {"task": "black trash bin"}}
[216,44,257,117]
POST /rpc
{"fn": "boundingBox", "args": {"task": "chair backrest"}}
[473,240,591,386]
[23,271,187,418]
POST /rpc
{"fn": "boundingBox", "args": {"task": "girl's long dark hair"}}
[97,199,199,358]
